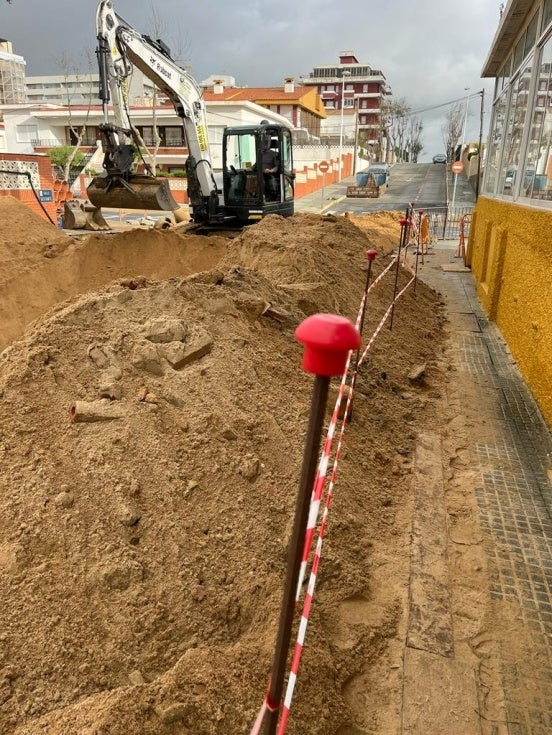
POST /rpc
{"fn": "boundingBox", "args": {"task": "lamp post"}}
[460,87,470,160]
[338,70,351,182]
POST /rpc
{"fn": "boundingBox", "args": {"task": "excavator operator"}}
[259,141,279,201]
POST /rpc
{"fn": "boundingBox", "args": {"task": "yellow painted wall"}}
[466,197,552,426]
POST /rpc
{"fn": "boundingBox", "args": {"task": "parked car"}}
[432,154,447,164]
[504,165,536,191]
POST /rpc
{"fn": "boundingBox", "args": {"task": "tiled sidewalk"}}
[417,242,552,734]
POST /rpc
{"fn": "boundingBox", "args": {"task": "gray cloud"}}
[1,0,500,160]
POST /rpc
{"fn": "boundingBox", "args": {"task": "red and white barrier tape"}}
[278,374,357,734]
[357,275,416,369]
[250,244,416,735]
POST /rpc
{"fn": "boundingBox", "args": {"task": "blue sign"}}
[38,189,53,202]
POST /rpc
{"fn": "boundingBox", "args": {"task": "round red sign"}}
[451,161,464,174]
[318,160,330,173]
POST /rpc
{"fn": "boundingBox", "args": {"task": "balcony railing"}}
[31,138,186,149]
[31,138,98,148]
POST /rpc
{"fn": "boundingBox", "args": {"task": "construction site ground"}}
[0,189,551,734]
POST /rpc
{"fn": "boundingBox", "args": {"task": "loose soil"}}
[0,195,462,734]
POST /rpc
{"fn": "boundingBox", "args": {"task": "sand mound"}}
[0,198,447,734]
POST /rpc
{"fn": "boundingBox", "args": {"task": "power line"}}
[408,91,485,117]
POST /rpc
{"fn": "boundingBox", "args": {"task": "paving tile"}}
[418,245,552,734]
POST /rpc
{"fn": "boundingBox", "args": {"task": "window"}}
[484,91,508,194]
[499,58,534,194]
[523,34,552,200]
[543,0,552,32]
[497,55,512,92]
[524,12,539,56]
[16,124,38,143]
[513,34,525,71]
[165,126,184,146]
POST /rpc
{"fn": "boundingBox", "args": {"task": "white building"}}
[0,99,292,172]
[25,72,156,106]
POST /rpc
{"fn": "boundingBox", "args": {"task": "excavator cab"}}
[222,123,294,222]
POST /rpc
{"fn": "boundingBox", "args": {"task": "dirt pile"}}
[0,197,447,734]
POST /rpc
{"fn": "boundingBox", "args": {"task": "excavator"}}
[87,1,295,226]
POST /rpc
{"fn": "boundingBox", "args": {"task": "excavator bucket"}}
[86,174,180,212]
[62,200,111,231]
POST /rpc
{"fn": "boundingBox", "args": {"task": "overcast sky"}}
[1,0,501,161]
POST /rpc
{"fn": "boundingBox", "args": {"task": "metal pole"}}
[262,314,360,735]
[451,171,458,209]
[389,216,408,330]
[461,90,470,161]
[263,374,330,735]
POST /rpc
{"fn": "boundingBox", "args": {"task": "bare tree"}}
[407,116,424,163]
[442,103,464,163]
[54,50,97,184]
[128,4,193,175]
[382,98,410,162]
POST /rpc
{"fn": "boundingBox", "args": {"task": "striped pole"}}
[263,314,360,735]
[277,373,357,734]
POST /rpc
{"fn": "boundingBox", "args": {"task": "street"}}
[313,162,476,216]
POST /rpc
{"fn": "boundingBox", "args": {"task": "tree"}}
[46,145,85,174]
[382,98,410,162]
[407,116,424,163]
[47,50,97,184]
[128,4,193,175]
[442,103,464,163]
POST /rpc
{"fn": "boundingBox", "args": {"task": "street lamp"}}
[461,87,470,159]
[338,70,351,182]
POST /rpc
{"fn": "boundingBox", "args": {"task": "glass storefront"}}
[483,1,552,204]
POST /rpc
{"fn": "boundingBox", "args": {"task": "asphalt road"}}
[96,162,477,223]
[306,162,477,216]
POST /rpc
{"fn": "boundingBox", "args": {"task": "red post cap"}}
[295,314,361,377]
[366,249,378,261]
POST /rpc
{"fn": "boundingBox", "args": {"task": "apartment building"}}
[300,52,391,157]
[25,72,156,106]
[0,39,26,104]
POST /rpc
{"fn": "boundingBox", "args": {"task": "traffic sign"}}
[451,161,464,174]
[318,160,330,174]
